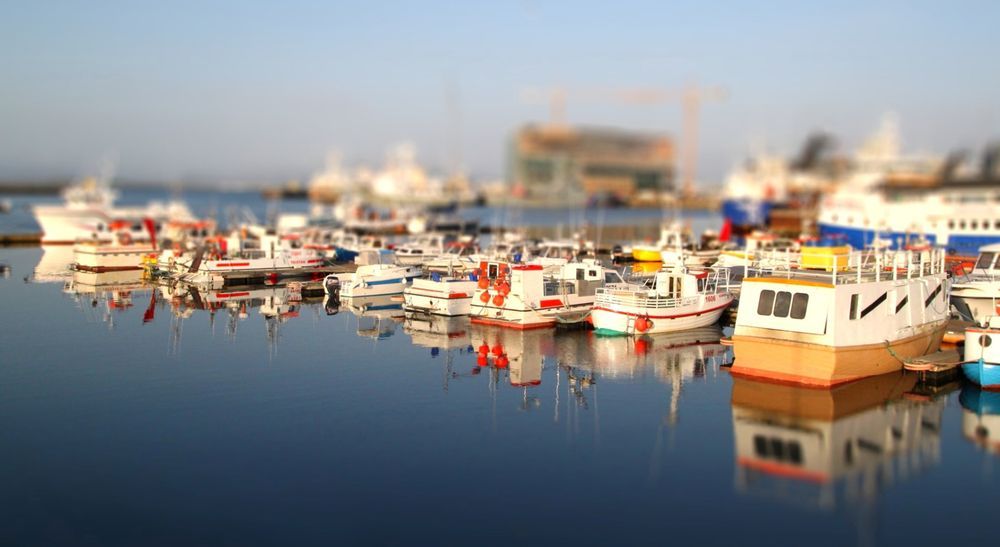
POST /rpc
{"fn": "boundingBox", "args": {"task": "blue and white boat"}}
[961,317,1000,389]
[818,145,1000,258]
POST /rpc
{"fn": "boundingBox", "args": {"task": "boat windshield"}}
[975,252,996,270]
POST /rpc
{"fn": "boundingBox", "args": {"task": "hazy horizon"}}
[3,1,998,187]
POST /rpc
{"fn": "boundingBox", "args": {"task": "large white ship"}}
[817,145,1000,257]
[32,174,194,244]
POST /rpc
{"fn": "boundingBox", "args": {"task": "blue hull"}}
[721,199,777,228]
[817,223,1000,257]
[961,359,1000,389]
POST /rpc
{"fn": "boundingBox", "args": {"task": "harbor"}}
[3,2,1000,546]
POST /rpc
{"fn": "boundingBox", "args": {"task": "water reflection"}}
[960,385,1000,457]
[731,373,948,510]
[344,295,404,340]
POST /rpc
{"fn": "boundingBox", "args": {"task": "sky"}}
[1,0,998,187]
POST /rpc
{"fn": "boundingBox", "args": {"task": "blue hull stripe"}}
[366,278,403,286]
[818,223,1000,257]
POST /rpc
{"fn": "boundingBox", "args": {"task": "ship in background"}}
[719,117,942,240]
[817,142,1000,257]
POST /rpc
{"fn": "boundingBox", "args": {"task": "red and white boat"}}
[590,265,734,336]
[470,260,622,329]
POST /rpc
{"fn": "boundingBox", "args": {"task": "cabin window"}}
[773,291,792,318]
[576,268,585,281]
[589,270,597,278]
[960,220,967,230]
[753,435,803,465]
[948,220,955,229]
[757,290,775,315]
[850,294,860,320]
[972,220,979,230]
[975,253,995,270]
[995,220,1000,230]
[790,293,809,319]
[488,264,499,278]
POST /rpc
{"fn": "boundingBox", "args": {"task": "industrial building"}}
[507,124,675,206]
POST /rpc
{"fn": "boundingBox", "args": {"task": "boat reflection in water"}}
[63,269,151,330]
[33,245,75,282]
[731,372,946,510]
[960,384,1000,456]
[344,295,404,340]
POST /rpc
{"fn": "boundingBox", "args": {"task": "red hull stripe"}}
[592,301,731,320]
[737,457,829,483]
[215,262,251,267]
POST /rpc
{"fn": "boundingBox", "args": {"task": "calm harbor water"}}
[0,196,998,546]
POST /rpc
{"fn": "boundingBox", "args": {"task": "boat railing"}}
[743,247,946,286]
[595,287,702,310]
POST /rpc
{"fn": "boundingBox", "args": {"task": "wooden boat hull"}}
[731,319,947,387]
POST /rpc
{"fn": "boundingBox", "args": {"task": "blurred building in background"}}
[507,124,674,207]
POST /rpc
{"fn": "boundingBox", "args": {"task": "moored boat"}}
[961,317,1000,389]
[731,246,950,387]
[591,265,734,336]
[470,260,622,329]
[403,274,477,316]
[951,244,1000,322]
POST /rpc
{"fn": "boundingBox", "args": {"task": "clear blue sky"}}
[2,0,997,186]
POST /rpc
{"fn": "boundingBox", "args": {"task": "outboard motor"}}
[323,274,341,299]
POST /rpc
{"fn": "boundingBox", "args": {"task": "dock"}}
[903,349,963,385]
[0,232,42,246]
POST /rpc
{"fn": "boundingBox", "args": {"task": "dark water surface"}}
[1,239,999,545]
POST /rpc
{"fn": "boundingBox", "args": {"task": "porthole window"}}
[972,220,979,230]
[981,334,993,348]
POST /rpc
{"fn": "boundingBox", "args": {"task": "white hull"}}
[73,243,157,272]
[403,279,476,316]
[591,293,733,335]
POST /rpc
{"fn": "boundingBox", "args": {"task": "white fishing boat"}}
[339,253,413,298]
[470,260,622,329]
[403,274,477,316]
[33,174,195,244]
[731,246,949,387]
[590,265,734,336]
[951,244,1000,322]
[167,231,325,285]
[423,242,482,274]
[73,237,157,273]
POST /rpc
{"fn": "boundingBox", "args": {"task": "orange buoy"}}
[479,291,491,303]
[635,317,650,332]
[498,282,510,296]
[477,277,489,289]
[492,294,505,306]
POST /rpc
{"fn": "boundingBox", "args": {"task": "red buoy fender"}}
[479,291,491,303]
[492,294,505,306]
